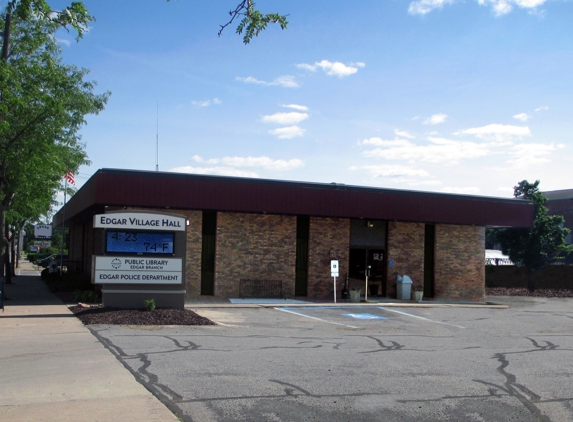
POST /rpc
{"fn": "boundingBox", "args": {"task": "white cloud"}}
[409,0,455,15]
[296,60,364,78]
[478,0,548,16]
[440,186,482,194]
[423,113,448,125]
[455,124,531,142]
[269,125,306,139]
[282,104,309,111]
[360,137,491,164]
[513,113,530,122]
[262,112,309,125]
[236,75,299,88]
[507,142,565,168]
[349,164,430,178]
[191,155,304,171]
[359,137,412,147]
[394,129,415,139]
[408,0,547,15]
[57,38,71,47]
[535,106,549,112]
[192,97,222,107]
[171,166,259,178]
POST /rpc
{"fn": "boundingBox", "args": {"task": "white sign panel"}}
[331,260,339,277]
[34,224,52,239]
[93,256,183,284]
[93,212,186,231]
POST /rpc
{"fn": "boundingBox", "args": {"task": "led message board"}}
[106,231,174,254]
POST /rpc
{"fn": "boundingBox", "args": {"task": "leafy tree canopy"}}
[0,2,109,256]
[496,180,572,290]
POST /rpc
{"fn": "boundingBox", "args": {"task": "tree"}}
[217,0,289,44]
[0,2,109,266]
[175,0,289,44]
[496,180,573,291]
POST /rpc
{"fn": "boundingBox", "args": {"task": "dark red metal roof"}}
[53,168,534,228]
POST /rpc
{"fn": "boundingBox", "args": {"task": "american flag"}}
[64,171,75,185]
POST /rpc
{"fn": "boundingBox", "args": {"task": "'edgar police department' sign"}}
[94,212,186,232]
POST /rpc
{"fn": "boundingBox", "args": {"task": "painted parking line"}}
[341,313,387,320]
[276,308,361,329]
[378,307,465,329]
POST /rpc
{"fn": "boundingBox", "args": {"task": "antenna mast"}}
[155,101,159,172]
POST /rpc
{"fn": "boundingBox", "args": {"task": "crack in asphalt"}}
[89,328,194,422]
[360,336,435,354]
[396,337,573,422]
[89,326,573,422]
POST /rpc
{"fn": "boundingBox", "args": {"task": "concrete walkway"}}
[0,261,177,422]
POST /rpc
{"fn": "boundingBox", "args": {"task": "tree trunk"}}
[527,269,535,292]
[10,234,15,276]
[4,222,11,284]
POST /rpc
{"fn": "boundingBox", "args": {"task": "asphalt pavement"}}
[100,298,573,421]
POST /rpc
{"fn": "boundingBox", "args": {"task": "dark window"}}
[424,224,435,298]
[201,212,217,295]
[295,216,310,296]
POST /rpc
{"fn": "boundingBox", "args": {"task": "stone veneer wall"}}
[214,212,297,298]
[434,224,485,302]
[385,221,425,297]
[307,217,350,301]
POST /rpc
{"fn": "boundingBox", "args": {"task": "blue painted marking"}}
[342,313,387,320]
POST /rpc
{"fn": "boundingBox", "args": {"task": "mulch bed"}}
[70,305,216,326]
[486,287,573,298]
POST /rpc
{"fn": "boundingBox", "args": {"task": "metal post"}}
[333,276,337,303]
[60,177,67,278]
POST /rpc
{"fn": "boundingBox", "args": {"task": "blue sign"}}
[106,231,174,254]
[389,259,394,267]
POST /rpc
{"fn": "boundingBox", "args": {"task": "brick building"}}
[53,169,533,303]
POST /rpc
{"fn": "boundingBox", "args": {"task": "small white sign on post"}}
[331,260,339,303]
[34,224,52,239]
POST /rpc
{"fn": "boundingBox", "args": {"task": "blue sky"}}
[47,0,573,197]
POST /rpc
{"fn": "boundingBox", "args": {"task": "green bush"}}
[144,298,156,311]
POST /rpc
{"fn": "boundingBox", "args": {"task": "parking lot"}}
[90,298,573,422]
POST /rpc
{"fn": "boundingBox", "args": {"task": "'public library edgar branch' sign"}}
[92,256,183,284]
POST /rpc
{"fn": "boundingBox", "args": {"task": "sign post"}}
[365,265,371,302]
[331,260,339,303]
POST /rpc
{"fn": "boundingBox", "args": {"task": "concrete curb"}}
[186,301,509,309]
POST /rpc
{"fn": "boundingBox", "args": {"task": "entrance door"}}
[349,248,386,297]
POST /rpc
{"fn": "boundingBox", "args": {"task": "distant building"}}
[53,169,533,303]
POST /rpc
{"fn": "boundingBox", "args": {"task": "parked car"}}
[37,254,69,268]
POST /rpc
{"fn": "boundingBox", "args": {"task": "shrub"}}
[144,299,156,311]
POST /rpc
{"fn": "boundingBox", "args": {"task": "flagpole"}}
[60,176,67,278]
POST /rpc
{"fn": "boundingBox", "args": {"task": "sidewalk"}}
[0,261,177,422]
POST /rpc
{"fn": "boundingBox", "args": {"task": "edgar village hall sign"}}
[94,212,186,231]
